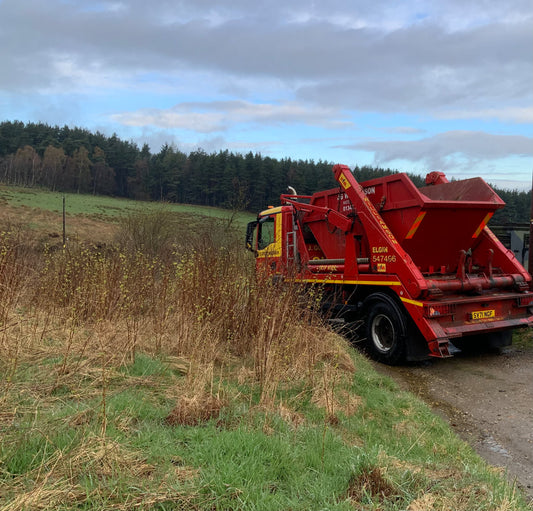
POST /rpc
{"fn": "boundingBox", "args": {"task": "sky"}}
[0,0,532,191]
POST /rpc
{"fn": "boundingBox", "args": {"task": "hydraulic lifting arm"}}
[331,164,429,298]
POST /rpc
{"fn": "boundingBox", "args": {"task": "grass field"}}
[0,185,255,222]
[0,187,530,510]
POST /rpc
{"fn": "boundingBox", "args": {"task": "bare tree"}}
[42,145,66,190]
[13,145,41,187]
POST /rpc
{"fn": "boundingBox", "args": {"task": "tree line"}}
[0,120,529,223]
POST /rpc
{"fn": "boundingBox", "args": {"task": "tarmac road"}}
[373,339,533,502]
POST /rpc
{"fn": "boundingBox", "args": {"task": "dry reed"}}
[1,217,354,406]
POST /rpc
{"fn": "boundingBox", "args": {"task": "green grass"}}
[1,351,528,511]
[0,184,255,228]
[513,328,533,350]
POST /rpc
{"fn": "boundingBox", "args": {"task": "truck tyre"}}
[364,293,408,365]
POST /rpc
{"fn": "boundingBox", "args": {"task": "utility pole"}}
[63,195,66,248]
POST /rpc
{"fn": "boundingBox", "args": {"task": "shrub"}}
[115,207,178,259]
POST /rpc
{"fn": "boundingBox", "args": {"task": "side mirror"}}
[245,221,258,253]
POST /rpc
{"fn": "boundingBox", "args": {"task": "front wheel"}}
[364,293,408,365]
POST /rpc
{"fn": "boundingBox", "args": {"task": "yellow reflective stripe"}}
[294,278,401,286]
[405,211,426,239]
[472,212,493,238]
[400,297,424,307]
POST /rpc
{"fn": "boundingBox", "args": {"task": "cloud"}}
[381,126,426,135]
[111,100,353,132]
[295,18,532,113]
[435,107,533,124]
[113,108,225,133]
[343,130,533,169]
[1,0,531,117]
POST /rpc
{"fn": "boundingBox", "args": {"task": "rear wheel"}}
[364,293,408,365]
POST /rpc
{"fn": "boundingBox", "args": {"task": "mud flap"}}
[405,329,433,362]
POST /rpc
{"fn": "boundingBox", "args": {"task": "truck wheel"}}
[364,293,407,365]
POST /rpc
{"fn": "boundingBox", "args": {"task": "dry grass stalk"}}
[0,219,359,435]
[407,493,437,510]
[0,436,176,511]
[1,479,89,511]
[165,393,226,426]
[1,220,355,395]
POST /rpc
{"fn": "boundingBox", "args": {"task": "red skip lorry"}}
[246,164,533,364]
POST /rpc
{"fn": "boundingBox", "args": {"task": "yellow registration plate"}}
[471,309,495,320]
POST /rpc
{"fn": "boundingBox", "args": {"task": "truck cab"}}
[246,205,295,274]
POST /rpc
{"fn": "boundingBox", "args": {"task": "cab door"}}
[246,207,283,272]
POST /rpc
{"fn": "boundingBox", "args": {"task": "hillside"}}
[1,120,530,225]
[0,185,255,249]
[0,190,530,510]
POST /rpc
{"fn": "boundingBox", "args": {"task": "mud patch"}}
[346,466,399,505]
